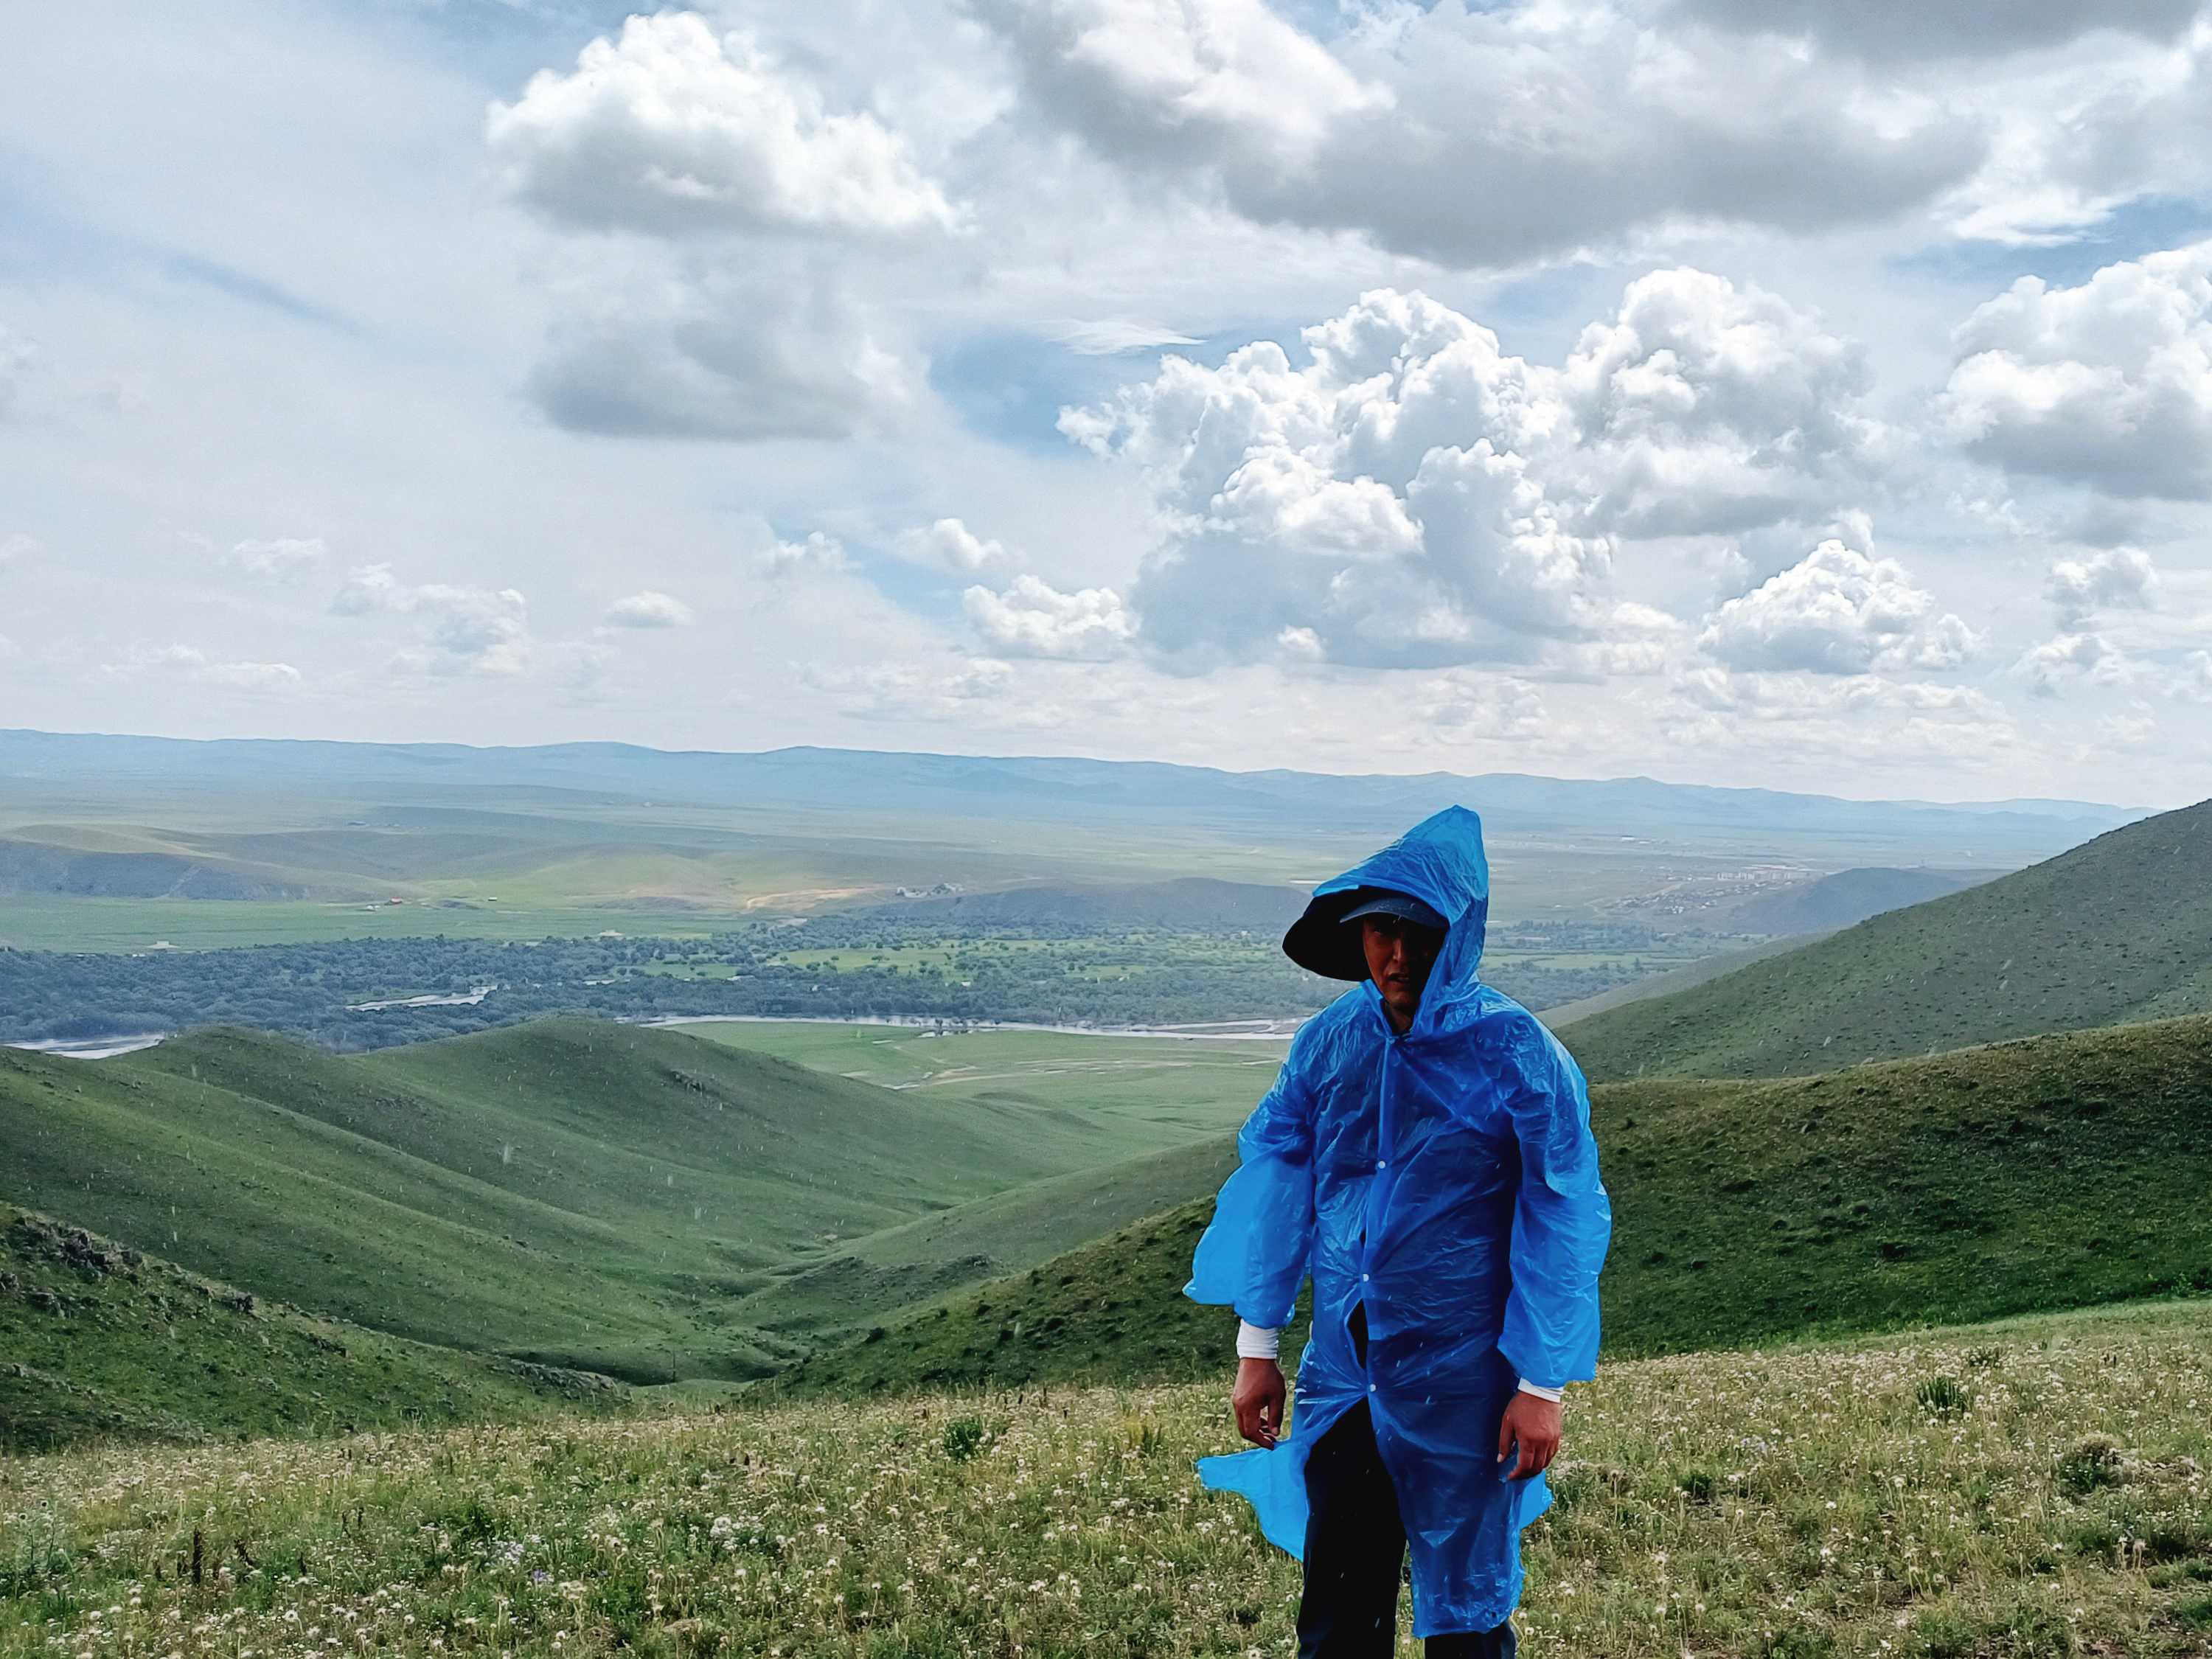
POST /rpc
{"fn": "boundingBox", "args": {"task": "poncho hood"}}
[1281,805,1489,1008]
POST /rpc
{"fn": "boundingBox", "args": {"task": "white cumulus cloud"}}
[1942,240,2212,498]
[0,326,38,417]
[963,574,1135,659]
[1698,540,1977,674]
[981,0,1980,268]
[2018,629,2114,697]
[1679,0,2199,60]
[223,537,325,582]
[1048,318,1204,355]
[756,532,849,578]
[603,590,694,628]
[112,645,303,691]
[487,12,953,239]
[973,0,1385,172]
[894,518,1008,571]
[331,566,532,677]
[2046,546,2160,628]
[527,254,910,441]
[1074,279,1879,670]
[807,655,1016,722]
[1555,268,1877,538]
[2180,649,2212,700]
[1417,671,1545,737]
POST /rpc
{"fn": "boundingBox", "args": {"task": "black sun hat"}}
[1282,886,1450,981]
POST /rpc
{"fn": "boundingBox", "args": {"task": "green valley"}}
[0,1020,1266,1393]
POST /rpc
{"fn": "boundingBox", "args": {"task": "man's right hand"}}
[1233,1357,1287,1447]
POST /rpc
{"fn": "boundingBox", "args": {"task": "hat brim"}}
[1340,892,1450,931]
[1283,886,1447,981]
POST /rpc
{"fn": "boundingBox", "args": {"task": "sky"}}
[4,0,2212,806]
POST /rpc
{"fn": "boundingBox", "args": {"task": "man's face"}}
[1360,914,1445,1030]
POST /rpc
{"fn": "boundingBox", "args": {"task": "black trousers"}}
[1297,1402,1516,1659]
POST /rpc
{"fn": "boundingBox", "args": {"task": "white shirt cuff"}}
[1236,1321,1281,1360]
[1516,1380,1565,1402]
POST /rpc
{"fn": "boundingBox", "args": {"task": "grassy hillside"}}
[1559,795,2212,1080]
[1,1202,619,1454]
[0,1020,1250,1382]
[1536,931,1829,1029]
[772,1197,1289,1397]
[7,1298,2209,1659]
[1723,865,1983,933]
[724,1138,1241,1339]
[790,1013,2212,1395]
[1595,1012,2212,1354]
[673,1021,1284,1135]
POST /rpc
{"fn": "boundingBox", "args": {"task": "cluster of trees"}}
[0,915,1721,1051]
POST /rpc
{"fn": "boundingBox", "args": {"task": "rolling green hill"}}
[1535,931,1830,1029]
[725,1137,1241,1339]
[787,1012,2212,1395]
[1,1201,619,1453]
[771,1197,1287,1397]
[1719,865,1983,932]
[0,1020,1251,1383]
[1558,796,2212,1081]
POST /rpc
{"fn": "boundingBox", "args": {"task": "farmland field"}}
[3,734,2096,962]
[4,1298,2208,1658]
[0,894,740,954]
[0,917,1756,1052]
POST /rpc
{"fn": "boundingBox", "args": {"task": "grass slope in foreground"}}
[0,1204,619,1455]
[4,1301,2209,1658]
[0,1020,1246,1382]
[790,1012,2212,1397]
[1558,794,2212,1081]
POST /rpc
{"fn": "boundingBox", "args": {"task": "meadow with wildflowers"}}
[5,1298,2208,1659]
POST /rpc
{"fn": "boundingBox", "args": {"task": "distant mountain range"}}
[1558,796,2212,1079]
[0,728,2147,862]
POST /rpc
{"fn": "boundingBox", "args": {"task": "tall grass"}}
[4,1302,2208,1658]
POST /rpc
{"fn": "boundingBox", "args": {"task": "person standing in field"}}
[1186,806,1611,1659]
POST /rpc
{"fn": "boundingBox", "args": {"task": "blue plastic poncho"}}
[1185,806,1612,1637]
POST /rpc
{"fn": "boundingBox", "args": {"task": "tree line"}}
[0,916,1719,1050]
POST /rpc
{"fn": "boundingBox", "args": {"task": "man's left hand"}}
[1495,1393,1562,1480]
